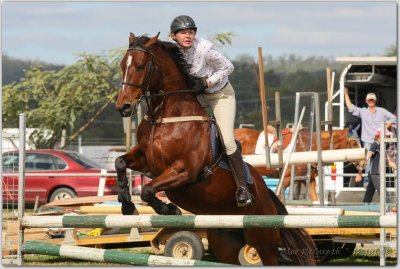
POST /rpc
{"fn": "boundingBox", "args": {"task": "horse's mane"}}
[132,35,196,88]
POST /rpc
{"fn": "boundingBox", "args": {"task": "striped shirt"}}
[180,38,234,94]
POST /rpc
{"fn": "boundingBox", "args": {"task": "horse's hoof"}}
[162,203,182,215]
[121,202,137,215]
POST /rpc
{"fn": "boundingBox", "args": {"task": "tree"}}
[3,49,123,148]
[383,44,397,56]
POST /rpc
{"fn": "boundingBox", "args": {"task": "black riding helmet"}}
[170,15,197,34]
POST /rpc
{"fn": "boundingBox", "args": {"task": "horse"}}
[234,127,362,201]
[114,33,316,265]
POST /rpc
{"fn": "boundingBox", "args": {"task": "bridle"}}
[121,45,157,98]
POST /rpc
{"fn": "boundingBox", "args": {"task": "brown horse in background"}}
[114,33,316,265]
[234,128,361,201]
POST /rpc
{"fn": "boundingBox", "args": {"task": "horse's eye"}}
[137,64,145,71]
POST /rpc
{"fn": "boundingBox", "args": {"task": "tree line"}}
[3,43,396,149]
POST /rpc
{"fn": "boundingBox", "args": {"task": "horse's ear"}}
[129,33,135,46]
[145,32,160,48]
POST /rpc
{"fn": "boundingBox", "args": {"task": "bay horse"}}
[114,33,316,265]
[234,127,362,201]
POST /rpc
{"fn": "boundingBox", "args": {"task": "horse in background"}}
[234,127,361,201]
[114,33,316,265]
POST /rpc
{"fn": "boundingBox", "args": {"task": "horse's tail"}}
[267,187,317,265]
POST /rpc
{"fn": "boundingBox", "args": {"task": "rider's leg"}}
[200,82,252,207]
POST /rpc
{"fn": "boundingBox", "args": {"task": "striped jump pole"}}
[22,215,396,229]
[23,241,230,266]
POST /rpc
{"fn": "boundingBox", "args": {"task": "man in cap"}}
[344,87,396,183]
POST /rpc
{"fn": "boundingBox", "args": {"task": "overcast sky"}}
[2,1,397,65]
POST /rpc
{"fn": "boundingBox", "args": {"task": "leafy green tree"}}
[3,49,123,148]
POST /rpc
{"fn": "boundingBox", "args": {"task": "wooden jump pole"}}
[22,215,396,229]
[23,241,229,266]
[257,47,271,169]
[78,205,344,215]
[243,148,366,167]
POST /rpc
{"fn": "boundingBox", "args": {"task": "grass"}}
[18,246,397,266]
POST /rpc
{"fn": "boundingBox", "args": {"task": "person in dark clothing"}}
[355,128,396,203]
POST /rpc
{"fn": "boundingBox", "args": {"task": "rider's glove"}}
[192,78,208,94]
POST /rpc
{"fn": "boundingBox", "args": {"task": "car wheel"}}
[164,231,205,260]
[238,244,262,266]
[49,187,76,202]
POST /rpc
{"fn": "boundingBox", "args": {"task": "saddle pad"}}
[210,123,253,184]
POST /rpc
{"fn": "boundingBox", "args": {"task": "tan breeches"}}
[197,82,237,155]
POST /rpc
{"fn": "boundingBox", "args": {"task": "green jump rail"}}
[22,215,396,229]
[23,241,230,266]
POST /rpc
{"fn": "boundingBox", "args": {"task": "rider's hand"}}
[192,78,208,94]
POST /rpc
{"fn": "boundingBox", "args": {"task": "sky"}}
[1,1,397,65]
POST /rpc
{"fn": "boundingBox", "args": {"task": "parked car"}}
[2,149,118,205]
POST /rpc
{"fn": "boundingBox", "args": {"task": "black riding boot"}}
[227,149,252,207]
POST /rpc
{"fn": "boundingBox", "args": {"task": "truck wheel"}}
[49,187,76,202]
[238,245,262,266]
[164,231,204,260]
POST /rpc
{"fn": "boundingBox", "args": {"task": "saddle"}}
[198,119,253,184]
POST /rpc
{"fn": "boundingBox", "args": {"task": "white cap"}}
[366,92,377,101]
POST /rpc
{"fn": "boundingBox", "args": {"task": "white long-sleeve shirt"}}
[180,38,234,94]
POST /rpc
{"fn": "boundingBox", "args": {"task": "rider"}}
[169,15,252,207]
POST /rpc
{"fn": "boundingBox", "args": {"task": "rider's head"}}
[170,15,197,49]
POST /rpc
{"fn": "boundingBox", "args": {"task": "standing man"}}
[344,87,396,183]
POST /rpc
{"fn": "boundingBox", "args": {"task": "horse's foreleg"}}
[141,160,189,215]
[115,146,147,215]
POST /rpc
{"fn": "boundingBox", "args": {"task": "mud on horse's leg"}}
[115,155,137,215]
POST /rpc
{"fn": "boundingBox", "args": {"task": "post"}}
[289,93,301,199]
[276,107,306,197]
[379,122,386,266]
[126,117,132,151]
[326,68,333,149]
[78,136,83,154]
[60,129,66,148]
[275,92,283,169]
[17,113,26,266]
[257,47,271,169]
[314,93,324,206]
[97,169,107,196]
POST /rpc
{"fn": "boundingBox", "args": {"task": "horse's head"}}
[116,32,160,117]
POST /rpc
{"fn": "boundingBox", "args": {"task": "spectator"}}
[344,87,396,183]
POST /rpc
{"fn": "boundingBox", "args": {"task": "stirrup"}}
[236,187,252,207]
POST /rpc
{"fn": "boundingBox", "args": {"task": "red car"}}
[2,149,118,205]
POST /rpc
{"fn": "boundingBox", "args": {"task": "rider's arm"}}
[344,87,353,110]
[384,109,397,130]
[205,47,234,87]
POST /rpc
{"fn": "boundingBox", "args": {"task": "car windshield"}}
[65,152,105,169]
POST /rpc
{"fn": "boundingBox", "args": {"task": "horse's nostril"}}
[118,103,132,117]
[122,103,131,112]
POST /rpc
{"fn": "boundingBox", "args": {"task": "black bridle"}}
[121,45,156,97]
[121,45,194,101]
